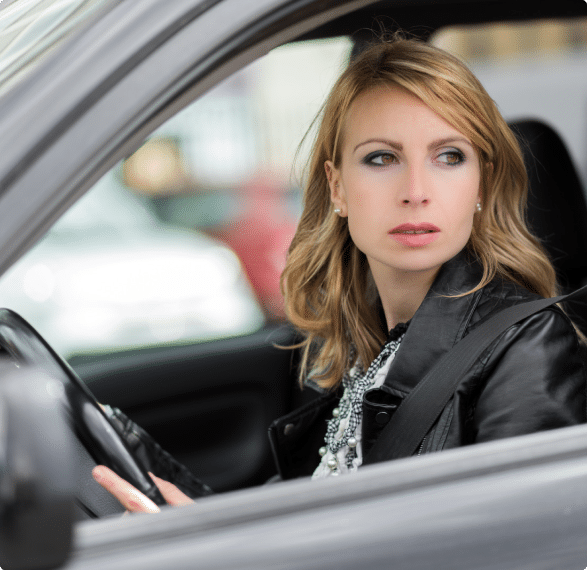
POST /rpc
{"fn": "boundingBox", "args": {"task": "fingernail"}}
[92,467,103,482]
[129,489,160,513]
[128,499,160,513]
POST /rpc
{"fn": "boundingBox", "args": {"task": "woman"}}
[93,36,586,510]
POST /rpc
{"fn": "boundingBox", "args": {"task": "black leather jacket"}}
[268,251,587,480]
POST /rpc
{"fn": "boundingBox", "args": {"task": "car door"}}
[2,0,587,568]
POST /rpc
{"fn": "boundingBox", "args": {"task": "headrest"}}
[509,119,587,288]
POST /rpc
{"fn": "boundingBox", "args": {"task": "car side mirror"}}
[0,362,76,570]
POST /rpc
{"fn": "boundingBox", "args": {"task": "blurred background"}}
[0,16,585,359]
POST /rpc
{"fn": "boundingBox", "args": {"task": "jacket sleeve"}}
[472,307,586,443]
[103,405,214,498]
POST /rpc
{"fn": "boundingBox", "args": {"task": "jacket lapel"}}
[382,250,483,393]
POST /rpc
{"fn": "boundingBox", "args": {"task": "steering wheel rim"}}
[0,308,167,517]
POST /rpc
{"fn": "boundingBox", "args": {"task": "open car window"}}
[0,36,352,359]
[2,16,586,359]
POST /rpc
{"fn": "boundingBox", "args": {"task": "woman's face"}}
[326,85,481,282]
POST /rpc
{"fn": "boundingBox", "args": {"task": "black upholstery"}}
[510,119,587,333]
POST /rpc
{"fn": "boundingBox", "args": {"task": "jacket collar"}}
[383,249,483,393]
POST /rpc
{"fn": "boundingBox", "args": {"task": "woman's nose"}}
[399,166,430,206]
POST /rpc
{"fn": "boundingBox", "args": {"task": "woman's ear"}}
[325,161,347,217]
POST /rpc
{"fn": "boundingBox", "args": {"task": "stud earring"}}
[334,208,341,214]
[476,203,482,212]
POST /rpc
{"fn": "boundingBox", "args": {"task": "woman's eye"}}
[438,150,465,165]
[365,152,398,166]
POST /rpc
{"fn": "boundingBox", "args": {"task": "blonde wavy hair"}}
[281,36,557,390]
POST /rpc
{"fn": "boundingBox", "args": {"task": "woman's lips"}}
[389,223,440,247]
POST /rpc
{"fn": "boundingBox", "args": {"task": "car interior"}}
[0,0,585,525]
[511,119,587,332]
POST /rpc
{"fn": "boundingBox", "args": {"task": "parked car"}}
[0,164,265,357]
[0,0,586,569]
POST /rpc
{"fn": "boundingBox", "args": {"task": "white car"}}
[0,172,264,357]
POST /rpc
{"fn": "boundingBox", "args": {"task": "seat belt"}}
[364,284,587,464]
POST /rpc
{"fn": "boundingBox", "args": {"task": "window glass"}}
[432,18,587,186]
[0,0,110,94]
[0,37,352,359]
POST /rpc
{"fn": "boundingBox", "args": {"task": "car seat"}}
[509,119,587,334]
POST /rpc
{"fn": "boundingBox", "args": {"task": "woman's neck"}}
[371,265,440,331]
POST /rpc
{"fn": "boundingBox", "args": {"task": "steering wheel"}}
[0,308,167,518]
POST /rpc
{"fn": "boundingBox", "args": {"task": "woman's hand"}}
[92,465,193,514]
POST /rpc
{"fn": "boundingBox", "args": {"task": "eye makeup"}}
[362,151,399,166]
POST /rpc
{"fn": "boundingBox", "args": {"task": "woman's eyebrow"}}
[428,136,472,149]
[353,139,402,153]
